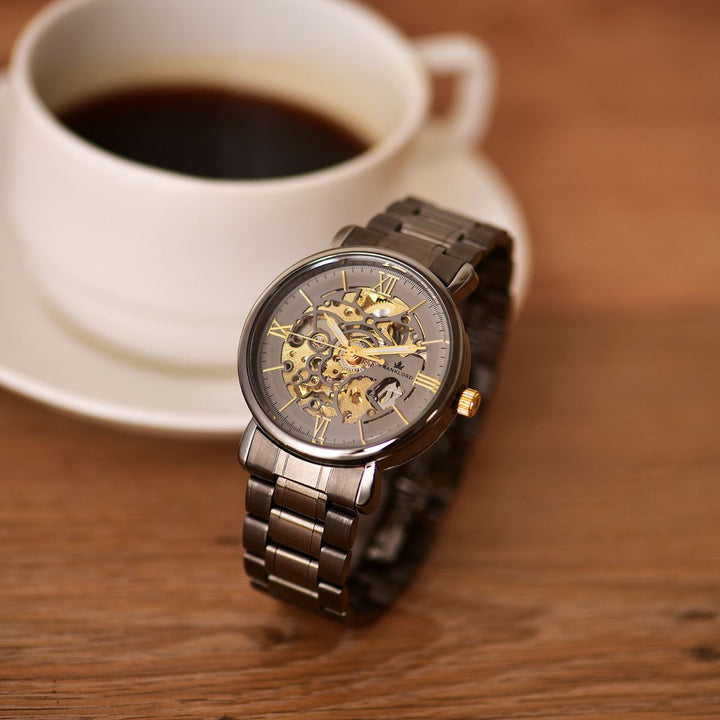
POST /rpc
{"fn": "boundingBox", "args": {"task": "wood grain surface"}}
[2,1,720,718]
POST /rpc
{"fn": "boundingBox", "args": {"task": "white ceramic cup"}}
[7,0,494,368]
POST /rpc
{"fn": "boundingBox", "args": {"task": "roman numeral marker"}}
[413,371,441,394]
[312,415,331,444]
[267,318,293,340]
[374,271,399,296]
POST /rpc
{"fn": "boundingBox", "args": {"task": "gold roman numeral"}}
[413,371,441,394]
[312,415,331,444]
[373,271,399,296]
[267,318,292,340]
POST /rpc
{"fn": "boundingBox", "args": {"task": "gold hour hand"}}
[356,343,423,357]
[323,313,349,347]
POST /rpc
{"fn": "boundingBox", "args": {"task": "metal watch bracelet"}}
[240,197,513,620]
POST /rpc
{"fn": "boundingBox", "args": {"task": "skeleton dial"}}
[247,252,453,450]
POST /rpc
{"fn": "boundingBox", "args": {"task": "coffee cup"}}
[7,0,494,368]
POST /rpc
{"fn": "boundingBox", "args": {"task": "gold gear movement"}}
[279,287,427,425]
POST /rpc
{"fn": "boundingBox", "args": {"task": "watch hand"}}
[354,343,424,357]
[323,313,349,347]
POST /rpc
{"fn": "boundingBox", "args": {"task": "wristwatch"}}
[237,197,513,620]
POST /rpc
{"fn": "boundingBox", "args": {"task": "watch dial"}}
[244,251,456,451]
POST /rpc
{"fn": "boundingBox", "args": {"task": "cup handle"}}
[413,34,496,150]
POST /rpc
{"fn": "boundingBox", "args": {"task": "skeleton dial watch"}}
[238,197,513,620]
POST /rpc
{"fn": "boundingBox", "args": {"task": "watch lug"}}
[238,419,259,468]
[330,224,356,248]
[354,462,380,514]
[240,422,380,516]
[238,420,282,478]
[447,262,479,303]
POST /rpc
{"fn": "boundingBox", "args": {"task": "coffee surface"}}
[59,84,369,179]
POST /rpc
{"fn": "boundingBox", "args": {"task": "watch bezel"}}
[238,246,469,467]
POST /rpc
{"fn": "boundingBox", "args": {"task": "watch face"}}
[241,249,463,459]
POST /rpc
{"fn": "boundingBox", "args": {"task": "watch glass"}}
[244,251,457,452]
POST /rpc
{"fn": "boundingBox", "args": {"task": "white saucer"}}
[0,73,530,439]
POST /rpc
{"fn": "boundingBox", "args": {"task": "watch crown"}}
[456,388,482,418]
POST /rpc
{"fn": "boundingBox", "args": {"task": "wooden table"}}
[2,1,719,717]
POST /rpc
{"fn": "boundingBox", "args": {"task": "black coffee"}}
[59,84,369,180]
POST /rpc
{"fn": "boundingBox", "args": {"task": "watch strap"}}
[243,470,355,617]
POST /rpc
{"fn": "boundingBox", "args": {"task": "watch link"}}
[237,197,513,620]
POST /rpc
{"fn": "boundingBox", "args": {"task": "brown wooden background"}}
[2,1,719,718]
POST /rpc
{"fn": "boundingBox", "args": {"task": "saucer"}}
[0,73,530,438]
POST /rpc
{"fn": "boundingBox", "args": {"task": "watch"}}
[237,197,513,620]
